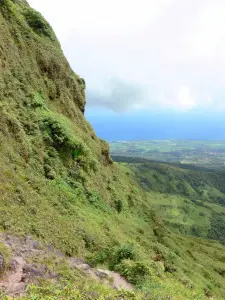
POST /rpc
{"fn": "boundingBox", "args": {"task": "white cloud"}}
[177,86,196,110]
[27,0,225,112]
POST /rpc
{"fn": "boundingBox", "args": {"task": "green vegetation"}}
[110,140,225,169]
[115,158,225,242]
[1,1,225,299]
[23,7,57,41]
[0,242,11,276]
[20,280,148,300]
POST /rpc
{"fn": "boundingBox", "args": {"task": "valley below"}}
[110,140,225,169]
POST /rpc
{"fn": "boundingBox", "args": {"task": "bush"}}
[87,248,110,267]
[23,8,55,40]
[0,242,11,276]
[29,92,46,108]
[208,215,225,241]
[109,244,135,270]
[164,262,177,273]
[88,191,103,205]
[40,112,97,172]
[117,260,151,285]
[41,113,83,149]
[114,199,123,213]
[87,191,110,212]
[77,77,86,88]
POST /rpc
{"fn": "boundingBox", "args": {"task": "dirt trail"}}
[69,258,133,291]
[0,256,26,296]
[0,234,133,297]
[96,269,133,290]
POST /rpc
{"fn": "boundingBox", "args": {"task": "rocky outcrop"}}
[0,234,133,297]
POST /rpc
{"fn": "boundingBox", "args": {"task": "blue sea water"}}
[85,109,225,141]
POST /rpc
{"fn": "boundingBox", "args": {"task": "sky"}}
[27,0,225,140]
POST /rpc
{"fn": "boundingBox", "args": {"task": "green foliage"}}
[0,242,11,276]
[88,191,102,204]
[77,77,86,88]
[29,92,46,109]
[208,215,225,241]
[21,280,144,300]
[23,7,56,40]
[117,159,225,242]
[88,244,136,272]
[87,248,110,266]
[40,111,98,172]
[41,112,84,151]
[114,198,123,213]
[116,260,151,285]
[87,191,110,212]
[1,1,225,299]
[109,244,136,270]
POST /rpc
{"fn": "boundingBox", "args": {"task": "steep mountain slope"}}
[1,1,225,299]
[0,0,147,250]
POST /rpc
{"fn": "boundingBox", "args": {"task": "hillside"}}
[114,157,225,242]
[1,1,225,299]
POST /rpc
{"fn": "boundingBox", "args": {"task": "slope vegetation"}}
[0,1,225,299]
[117,158,225,242]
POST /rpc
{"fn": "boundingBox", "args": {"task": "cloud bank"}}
[28,0,225,112]
[86,79,147,112]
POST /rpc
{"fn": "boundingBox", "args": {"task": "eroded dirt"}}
[0,234,133,297]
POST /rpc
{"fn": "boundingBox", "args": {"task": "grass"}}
[1,1,225,299]
[0,242,11,277]
[116,159,225,242]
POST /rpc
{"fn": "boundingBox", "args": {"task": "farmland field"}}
[110,140,225,169]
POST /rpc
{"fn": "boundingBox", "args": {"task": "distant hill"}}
[114,156,225,243]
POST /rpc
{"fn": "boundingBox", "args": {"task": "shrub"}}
[87,191,110,212]
[77,77,86,88]
[0,242,11,276]
[41,113,81,149]
[40,111,98,172]
[117,260,151,285]
[29,92,46,108]
[87,248,110,267]
[44,163,56,180]
[23,8,55,40]
[88,191,102,204]
[164,262,177,273]
[109,244,135,270]
[114,199,123,213]
[199,212,205,217]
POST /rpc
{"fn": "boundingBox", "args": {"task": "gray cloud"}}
[86,79,146,112]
